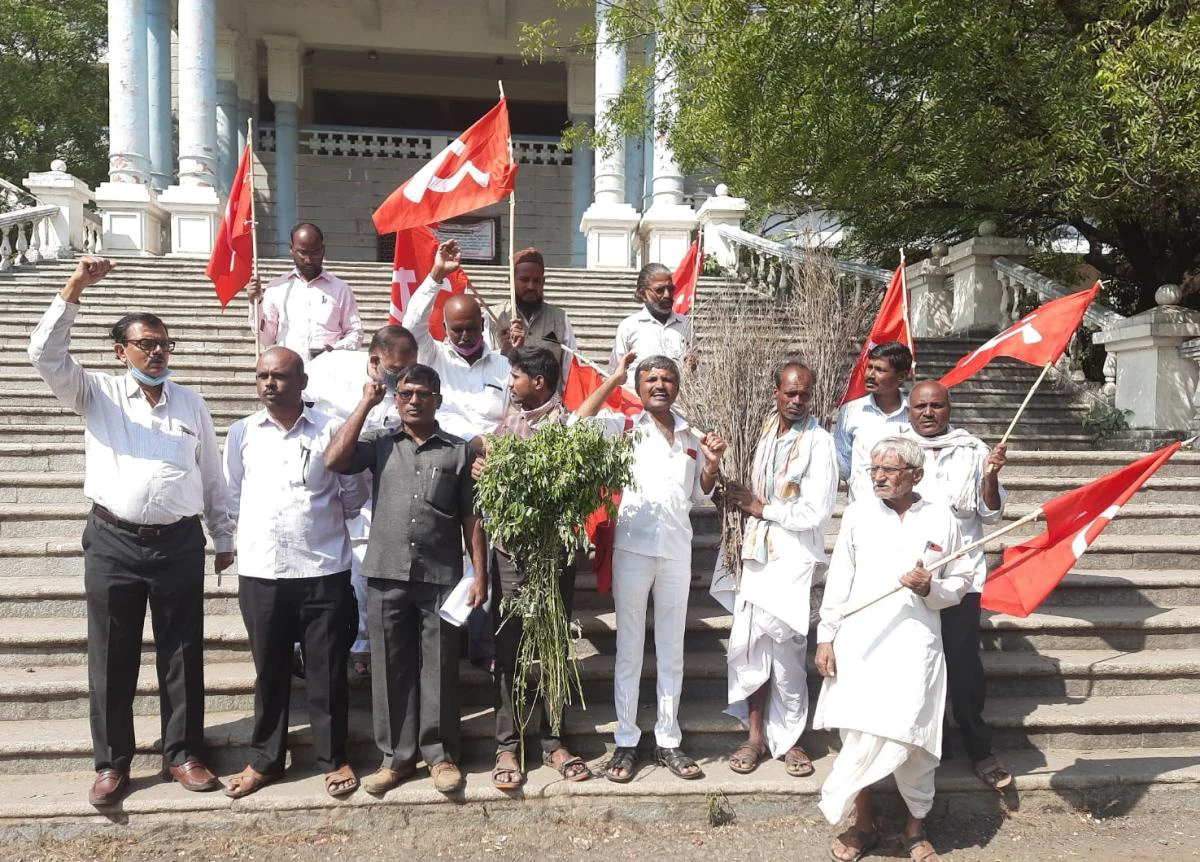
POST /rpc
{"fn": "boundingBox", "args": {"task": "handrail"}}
[994,257,1124,329]
[0,204,58,229]
[712,223,892,282]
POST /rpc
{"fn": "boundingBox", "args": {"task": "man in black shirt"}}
[326,363,487,796]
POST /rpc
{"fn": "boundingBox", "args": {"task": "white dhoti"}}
[819,729,938,823]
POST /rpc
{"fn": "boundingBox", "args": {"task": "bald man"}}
[903,379,1011,791]
[222,347,366,799]
[401,239,511,441]
[248,223,363,359]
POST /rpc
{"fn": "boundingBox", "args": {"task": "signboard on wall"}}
[376,216,502,265]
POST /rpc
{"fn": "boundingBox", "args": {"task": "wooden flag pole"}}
[246,117,262,360]
[837,507,1044,623]
[899,247,913,376]
[998,361,1054,448]
[466,281,501,325]
[499,79,517,314]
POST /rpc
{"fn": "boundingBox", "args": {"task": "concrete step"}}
[981,605,1200,650]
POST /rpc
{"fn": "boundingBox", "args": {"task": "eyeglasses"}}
[395,390,438,402]
[123,338,176,354]
[866,465,913,477]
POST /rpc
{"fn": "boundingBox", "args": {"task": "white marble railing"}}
[712,223,891,296]
[993,257,1124,331]
[81,210,103,255]
[257,124,573,167]
[0,204,60,272]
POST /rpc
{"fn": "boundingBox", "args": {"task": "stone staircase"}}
[0,257,1198,822]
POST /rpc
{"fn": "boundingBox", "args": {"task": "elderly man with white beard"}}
[904,379,1011,791]
[814,436,973,862]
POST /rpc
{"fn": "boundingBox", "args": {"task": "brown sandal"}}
[973,754,1012,789]
[904,833,941,862]
[223,765,280,799]
[324,763,358,797]
[492,751,524,790]
[728,739,769,774]
[830,825,877,861]
[544,748,591,782]
[785,745,815,777]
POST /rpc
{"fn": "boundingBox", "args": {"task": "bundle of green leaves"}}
[474,419,635,755]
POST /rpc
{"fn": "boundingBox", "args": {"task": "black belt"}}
[91,504,198,539]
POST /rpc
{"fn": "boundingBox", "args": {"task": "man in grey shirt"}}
[326,363,487,797]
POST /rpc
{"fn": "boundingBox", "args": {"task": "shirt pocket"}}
[424,465,460,515]
[157,426,199,470]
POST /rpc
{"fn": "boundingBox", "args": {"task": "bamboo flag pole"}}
[899,247,913,375]
[246,117,262,360]
[499,80,517,314]
[998,361,1054,447]
[467,281,501,325]
[837,507,1044,622]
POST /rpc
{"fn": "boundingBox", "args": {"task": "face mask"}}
[129,366,172,387]
[449,338,482,358]
[380,368,403,394]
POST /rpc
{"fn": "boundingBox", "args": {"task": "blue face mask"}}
[128,366,173,387]
[380,367,403,395]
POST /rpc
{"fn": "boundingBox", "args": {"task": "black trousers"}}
[941,592,993,762]
[491,550,577,755]
[83,512,206,772]
[368,578,460,769]
[238,571,356,774]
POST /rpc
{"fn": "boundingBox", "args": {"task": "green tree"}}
[0,0,107,192]
[526,1,1200,311]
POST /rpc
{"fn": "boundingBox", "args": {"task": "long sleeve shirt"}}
[402,275,511,441]
[253,268,363,354]
[223,406,366,579]
[608,307,694,371]
[833,393,910,502]
[28,296,235,551]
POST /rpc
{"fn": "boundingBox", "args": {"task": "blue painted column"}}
[569,113,594,267]
[624,132,645,213]
[216,79,239,193]
[107,0,151,183]
[145,0,171,189]
[273,100,299,254]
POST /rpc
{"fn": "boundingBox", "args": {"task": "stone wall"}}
[251,152,576,265]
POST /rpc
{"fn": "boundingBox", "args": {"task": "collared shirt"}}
[590,410,711,561]
[907,427,1007,593]
[346,423,477,586]
[494,300,578,390]
[496,396,566,439]
[403,275,511,441]
[834,393,911,502]
[28,296,234,551]
[223,406,366,580]
[608,306,694,371]
[253,268,363,354]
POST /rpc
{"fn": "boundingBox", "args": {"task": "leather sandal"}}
[544,748,591,782]
[904,832,941,862]
[492,751,524,790]
[830,825,878,862]
[324,763,358,797]
[784,745,815,778]
[604,746,638,784]
[654,745,704,780]
[223,765,281,799]
[728,739,769,774]
[973,754,1013,789]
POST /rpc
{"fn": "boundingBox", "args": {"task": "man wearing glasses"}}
[326,364,488,797]
[28,258,235,806]
[608,263,696,372]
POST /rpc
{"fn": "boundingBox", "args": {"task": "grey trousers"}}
[367,578,460,769]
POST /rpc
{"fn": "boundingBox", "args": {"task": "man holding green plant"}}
[575,353,728,782]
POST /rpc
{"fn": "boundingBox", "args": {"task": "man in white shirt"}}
[221,347,365,800]
[248,223,363,359]
[402,239,510,442]
[28,258,234,807]
[575,352,727,784]
[304,325,419,676]
[608,263,695,372]
[712,360,839,779]
[905,379,1012,791]
[814,436,973,862]
[834,341,913,502]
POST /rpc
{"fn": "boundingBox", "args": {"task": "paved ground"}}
[6,807,1200,861]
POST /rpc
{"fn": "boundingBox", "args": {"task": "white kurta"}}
[711,417,839,757]
[813,496,972,820]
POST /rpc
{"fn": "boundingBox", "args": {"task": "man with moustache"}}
[904,380,1011,790]
[402,239,511,442]
[248,223,363,359]
[608,263,696,372]
[221,348,364,799]
[834,341,913,502]
[814,436,973,862]
[711,359,839,778]
[495,247,579,391]
[28,257,234,806]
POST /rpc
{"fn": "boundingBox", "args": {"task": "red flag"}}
[982,441,1181,617]
[672,238,704,315]
[373,99,518,234]
[562,356,643,416]
[839,262,914,405]
[941,281,1100,389]
[206,144,254,307]
[390,226,471,341]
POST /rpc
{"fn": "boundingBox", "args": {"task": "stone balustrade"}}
[0,205,61,272]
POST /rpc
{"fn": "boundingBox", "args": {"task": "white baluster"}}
[0,229,11,271]
[26,216,42,264]
[14,220,29,266]
[1103,352,1117,400]
[92,224,102,254]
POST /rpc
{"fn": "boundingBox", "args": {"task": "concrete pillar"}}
[906,244,953,337]
[569,114,594,268]
[1093,285,1200,432]
[215,29,240,194]
[236,34,258,154]
[264,35,303,256]
[157,0,221,254]
[695,184,748,269]
[23,161,95,258]
[944,226,1033,336]
[106,0,151,184]
[578,5,639,269]
[145,0,172,190]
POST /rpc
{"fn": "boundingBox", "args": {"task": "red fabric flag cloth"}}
[839,263,914,405]
[982,441,1181,617]
[672,238,704,315]
[206,144,254,307]
[373,99,518,234]
[389,225,470,341]
[562,355,643,416]
[940,281,1100,389]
